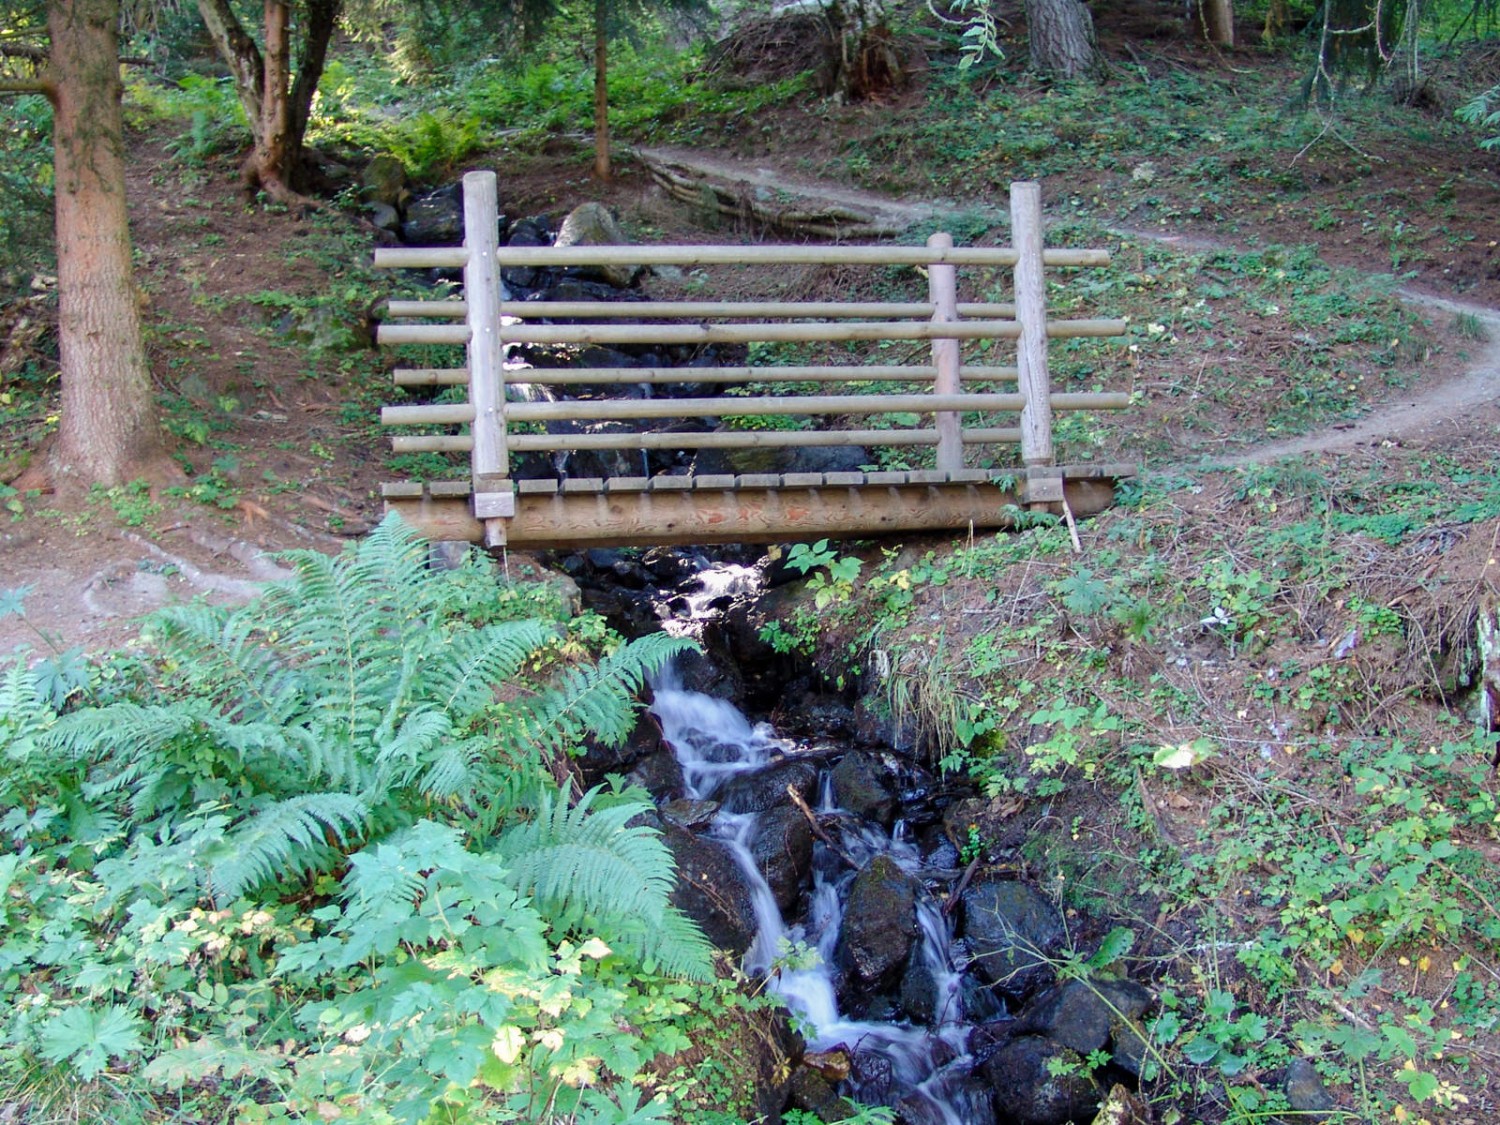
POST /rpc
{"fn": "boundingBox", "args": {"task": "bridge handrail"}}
[374,171,1128,546]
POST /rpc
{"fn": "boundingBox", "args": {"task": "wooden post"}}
[1011,182,1061,505]
[462,170,512,547]
[928,232,963,473]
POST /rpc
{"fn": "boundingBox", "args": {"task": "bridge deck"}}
[382,464,1133,549]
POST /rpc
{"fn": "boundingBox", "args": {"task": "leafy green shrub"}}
[0,515,716,1123]
[0,94,54,293]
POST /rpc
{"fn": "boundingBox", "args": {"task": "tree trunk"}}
[593,0,610,182]
[194,0,342,203]
[1025,0,1100,79]
[1199,0,1235,46]
[48,0,166,490]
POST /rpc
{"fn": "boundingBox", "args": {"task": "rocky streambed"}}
[564,556,1162,1125]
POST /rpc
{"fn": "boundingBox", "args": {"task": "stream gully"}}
[650,671,979,1123]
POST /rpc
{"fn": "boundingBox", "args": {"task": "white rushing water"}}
[649,676,973,1123]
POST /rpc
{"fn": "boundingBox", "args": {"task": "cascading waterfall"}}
[650,674,975,1123]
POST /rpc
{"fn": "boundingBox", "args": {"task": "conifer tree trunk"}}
[48,0,166,489]
[1024,0,1100,79]
[594,0,610,182]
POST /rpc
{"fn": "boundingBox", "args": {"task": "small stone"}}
[1283,1057,1336,1119]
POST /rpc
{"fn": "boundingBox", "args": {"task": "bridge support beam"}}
[383,468,1128,550]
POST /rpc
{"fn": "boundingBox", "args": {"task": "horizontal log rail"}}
[381,391,1128,427]
[391,426,1028,455]
[378,318,1126,347]
[372,172,1136,547]
[374,244,1111,270]
[392,364,1024,387]
[385,299,1022,320]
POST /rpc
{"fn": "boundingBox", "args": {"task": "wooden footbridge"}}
[374,171,1135,549]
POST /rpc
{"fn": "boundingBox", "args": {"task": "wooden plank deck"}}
[381,465,1134,549]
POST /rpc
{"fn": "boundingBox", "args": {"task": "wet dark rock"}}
[578,713,660,781]
[839,854,919,985]
[961,976,1008,1024]
[1283,1058,1336,1119]
[673,648,741,699]
[899,956,940,1025]
[787,1067,856,1121]
[979,1035,1102,1125]
[961,876,1065,1000]
[660,799,719,830]
[401,184,463,245]
[717,758,820,815]
[1014,977,1154,1059]
[663,824,759,955]
[500,217,551,291]
[1108,1014,1151,1079]
[852,691,918,752]
[898,1082,998,1125]
[625,748,684,798]
[791,694,858,738]
[546,278,640,304]
[831,750,896,825]
[749,804,815,915]
[506,216,551,246]
[847,1048,897,1104]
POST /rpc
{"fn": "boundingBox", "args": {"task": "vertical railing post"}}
[462,170,513,547]
[928,231,963,474]
[1010,181,1061,505]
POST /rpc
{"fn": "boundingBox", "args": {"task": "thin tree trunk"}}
[195,0,341,204]
[594,0,610,182]
[1025,0,1100,79]
[247,0,296,199]
[195,0,264,126]
[289,0,339,145]
[48,0,166,489]
[1200,0,1235,46]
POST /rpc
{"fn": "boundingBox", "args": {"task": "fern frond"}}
[207,793,370,903]
[0,657,54,746]
[513,634,695,758]
[45,700,214,766]
[416,735,487,802]
[370,707,453,790]
[495,787,711,979]
[149,605,302,726]
[425,620,554,719]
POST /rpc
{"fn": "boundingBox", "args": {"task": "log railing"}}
[373,170,1129,547]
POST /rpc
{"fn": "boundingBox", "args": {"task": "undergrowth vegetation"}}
[763,457,1500,1121]
[0,516,788,1124]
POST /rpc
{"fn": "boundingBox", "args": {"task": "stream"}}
[583,537,1161,1125]
[651,672,981,1122]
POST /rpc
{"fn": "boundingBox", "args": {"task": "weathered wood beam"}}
[382,474,1124,548]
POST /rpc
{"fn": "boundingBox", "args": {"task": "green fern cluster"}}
[0,514,717,1124]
